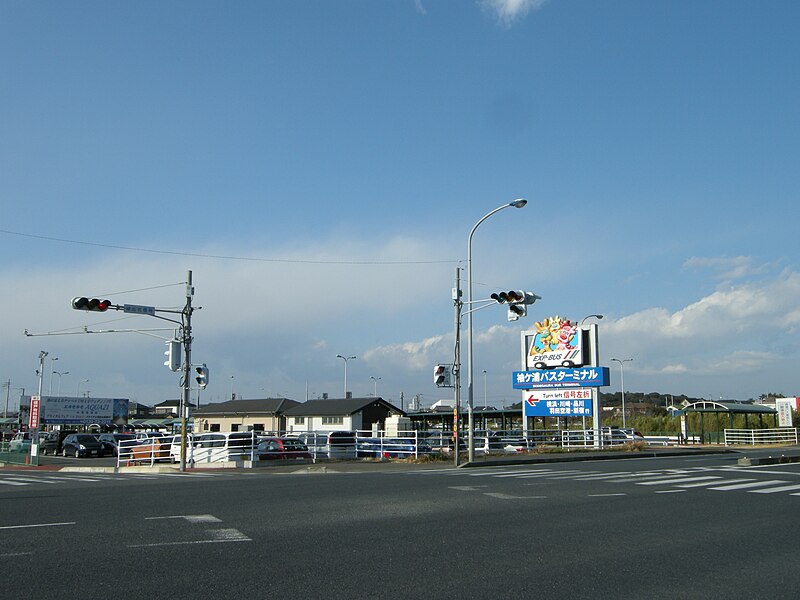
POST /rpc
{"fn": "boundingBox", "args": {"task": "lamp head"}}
[510,198,527,209]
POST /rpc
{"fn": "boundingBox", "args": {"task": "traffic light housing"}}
[164,339,182,372]
[195,364,209,389]
[490,290,541,321]
[434,364,453,388]
[72,297,112,312]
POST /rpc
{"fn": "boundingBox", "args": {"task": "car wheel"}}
[534,361,546,369]
[561,360,574,368]
[74,449,80,458]
[62,448,68,457]
[41,448,47,456]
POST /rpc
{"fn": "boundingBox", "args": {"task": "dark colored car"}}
[257,437,312,460]
[61,434,106,458]
[97,433,137,456]
[40,430,76,455]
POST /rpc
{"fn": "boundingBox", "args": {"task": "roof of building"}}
[193,397,299,416]
[283,397,404,417]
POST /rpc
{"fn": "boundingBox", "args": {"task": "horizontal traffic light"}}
[71,297,112,312]
[490,290,524,304]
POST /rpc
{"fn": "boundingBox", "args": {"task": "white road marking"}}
[0,522,76,530]
[709,480,787,491]
[750,483,800,494]
[637,476,722,486]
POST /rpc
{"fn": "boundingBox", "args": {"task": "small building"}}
[283,397,405,434]
[193,398,300,434]
[153,399,196,417]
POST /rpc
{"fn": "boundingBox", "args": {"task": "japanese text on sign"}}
[512,367,609,389]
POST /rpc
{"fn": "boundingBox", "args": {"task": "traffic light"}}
[490,290,541,321]
[71,297,112,312]
[195,364,209,389]
[490,290,524,304]
[434,364,453,387]
[164,339,182,372]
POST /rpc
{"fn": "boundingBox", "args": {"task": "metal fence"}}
[724,428,799,446]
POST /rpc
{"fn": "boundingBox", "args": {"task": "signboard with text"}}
[523,389,593,417]
[513,367,609,390]
[37,396,129,425]
[29,396,41,429]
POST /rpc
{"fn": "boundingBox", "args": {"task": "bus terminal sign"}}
[513,367,609,390]
[524,389,593,417]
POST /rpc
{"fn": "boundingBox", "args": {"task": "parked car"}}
[97,433,137,456]
[171,432,258,464]
[357,437,433,459]
[61,433,106,458]
[41,430,76,455]
[8,431,32,453]
[257,437,312,461]
[297,431,357,459]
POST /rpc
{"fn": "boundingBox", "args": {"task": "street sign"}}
[523,389,593,417]
[123,304,156,316]
[512,366,609,390]
[29,396,41,429]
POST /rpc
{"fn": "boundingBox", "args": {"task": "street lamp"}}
[53,371,69,396]
[467,198,527,463]
[77,378,89,398]
[580,314,603,326]
[370,376,381,397]
[48,356,59,395]
[610,358,633,428]
[336,355,356,398]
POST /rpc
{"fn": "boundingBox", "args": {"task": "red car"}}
[257,437,312,461]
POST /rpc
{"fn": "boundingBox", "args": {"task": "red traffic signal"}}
[490,290,524,304]
[72,297,112,312]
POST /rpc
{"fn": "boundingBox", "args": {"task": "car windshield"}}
[76,435,97,443]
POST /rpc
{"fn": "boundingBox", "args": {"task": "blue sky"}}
[2,0,799,411]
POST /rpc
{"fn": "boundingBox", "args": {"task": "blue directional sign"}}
[512,366,610,390]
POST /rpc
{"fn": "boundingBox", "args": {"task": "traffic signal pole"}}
[453,267,462,468]
[179,270,194,472]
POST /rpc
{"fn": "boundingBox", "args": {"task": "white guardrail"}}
[724,428,799,446]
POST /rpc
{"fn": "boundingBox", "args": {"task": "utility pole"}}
[179,270,194,473]
[453,267,462,467]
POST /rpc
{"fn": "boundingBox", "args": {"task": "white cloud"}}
[479,0,548,27]
[683,255,769,281]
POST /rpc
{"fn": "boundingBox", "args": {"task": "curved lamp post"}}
[467,198,527,463]
[336,355,356,398]
[370,376,381,397]
[76,378,89,398]
[610,358,633,428]
[53,371,69,396]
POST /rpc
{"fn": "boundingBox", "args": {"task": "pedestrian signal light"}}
[195,364,209,389]
[434,364,452,388]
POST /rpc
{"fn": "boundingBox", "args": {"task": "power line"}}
[0,229,458,266]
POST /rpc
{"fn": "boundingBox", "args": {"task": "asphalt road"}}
[2,450,800,599]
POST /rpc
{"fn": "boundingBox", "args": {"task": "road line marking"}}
[0,522,76,530]
[0,479,28,486]
[750,483,800,494]
[1,477,59,484]
[588,493,627,497]
[710,479,787,491]
[655,489,686,494]
[484,492,546,499]
[677,478,753,488]
[637,476,722,486]
[448,485,488,491]
[145,514,222,523]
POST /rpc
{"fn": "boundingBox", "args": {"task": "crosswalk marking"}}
[750,483,800,494]
[637,476,723,486]
[408,465,800,498]
[709,480,787,491]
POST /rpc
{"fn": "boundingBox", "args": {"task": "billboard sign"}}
[513,367,609,390]
[38,396,129,425]
[523,389,593,417]
[29,396,41,429]
[524,316,584,370]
